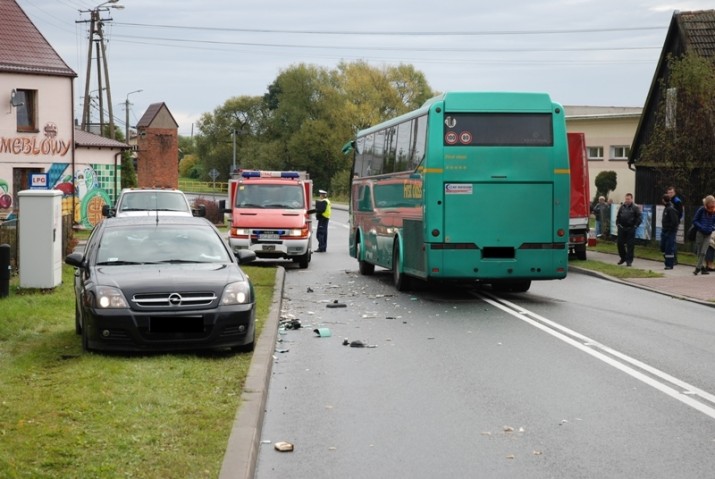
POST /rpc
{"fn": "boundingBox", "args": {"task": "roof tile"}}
[0,0,76,77]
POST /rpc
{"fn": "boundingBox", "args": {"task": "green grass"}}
[574,238,697,279]
[590,238,696,265]
[0,264,276,479]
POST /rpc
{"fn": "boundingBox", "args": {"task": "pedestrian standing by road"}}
[616,193,642,266]
[666,186,684,264]
[315,189,331,252]
[592,196,608,238]
[691,195,715,275]
[660,194,679,270]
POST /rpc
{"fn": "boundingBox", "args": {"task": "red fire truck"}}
[226,171,314,268]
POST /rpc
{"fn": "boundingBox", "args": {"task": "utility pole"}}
[125,90,142,142]
[77,0,124,137]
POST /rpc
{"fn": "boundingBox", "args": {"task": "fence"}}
[0,214,75,275]
[178,179,229,194]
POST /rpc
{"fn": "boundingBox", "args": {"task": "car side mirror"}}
[102,205,115,217]
[65,252,85,268]
[193,204,207,217]
[234,249,256,264]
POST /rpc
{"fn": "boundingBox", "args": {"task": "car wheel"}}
[81,324,91,352]
[233,339,255,353]
[357,238,374,275]
[297,251,310,269]
[75,303,82,335]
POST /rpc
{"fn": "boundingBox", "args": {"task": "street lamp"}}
[232,129,237,174]
[125,89,142,142]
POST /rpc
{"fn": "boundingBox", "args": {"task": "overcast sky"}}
[16,0,714,136]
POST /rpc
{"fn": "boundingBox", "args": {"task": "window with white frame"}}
[610,145,630,161]
[587,146,604,160]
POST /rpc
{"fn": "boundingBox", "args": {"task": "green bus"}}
[348,91,570,292]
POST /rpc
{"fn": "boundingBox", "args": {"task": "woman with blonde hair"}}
[691,195,715,275]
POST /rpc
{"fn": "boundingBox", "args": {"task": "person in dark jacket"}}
[666,186,684,264]
[616,193,642,266]
[592,196,609,238]
[691,195,715,275]
[660,194,679,270]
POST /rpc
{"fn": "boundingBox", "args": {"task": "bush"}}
[193,196,223,224]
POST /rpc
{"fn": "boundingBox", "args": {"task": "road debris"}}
[326,300,347,308]
[314,327,332,338]
[274,441,294,452]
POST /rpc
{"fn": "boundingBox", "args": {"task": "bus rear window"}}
[443,113,553,146]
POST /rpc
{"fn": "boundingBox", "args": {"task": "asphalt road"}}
[251,209,715,479]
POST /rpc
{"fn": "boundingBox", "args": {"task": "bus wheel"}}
[393,242,410,291]
[510,280,531,293]
[357,239,374,275]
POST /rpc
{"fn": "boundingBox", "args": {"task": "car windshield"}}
[236,184,305,209]
[96,224,231,264]
[120,192,189,212]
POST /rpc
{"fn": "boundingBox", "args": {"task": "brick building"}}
[135,102,179,188]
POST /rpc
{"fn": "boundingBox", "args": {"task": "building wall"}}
[0,72,73,216]
[71,148,122,228]
[566,115,639,204]
[136,127,178,188]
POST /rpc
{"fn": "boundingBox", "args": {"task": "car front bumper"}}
[81,303,256,352]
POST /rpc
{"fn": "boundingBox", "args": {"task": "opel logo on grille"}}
[168,293,183,306]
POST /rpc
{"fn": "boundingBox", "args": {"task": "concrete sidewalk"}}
[574,250,715,306]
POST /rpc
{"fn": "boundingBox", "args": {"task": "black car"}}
[65,216,257,353]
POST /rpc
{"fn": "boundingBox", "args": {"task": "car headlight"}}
[220,281,252,305]
[94,286,128,309]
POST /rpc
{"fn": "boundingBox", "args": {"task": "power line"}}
[108,33,660,54]
[114,22,665,36]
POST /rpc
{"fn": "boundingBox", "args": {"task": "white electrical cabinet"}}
[19,189,63,289]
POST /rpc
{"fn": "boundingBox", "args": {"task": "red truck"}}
[567,132,591,260]
[226,170,314,268]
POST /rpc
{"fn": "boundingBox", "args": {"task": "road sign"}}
[209,168,220,180]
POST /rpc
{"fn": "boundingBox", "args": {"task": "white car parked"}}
[102,188,205,218]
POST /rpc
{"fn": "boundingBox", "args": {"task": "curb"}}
[219,266,285,479]
[569,265,715,308]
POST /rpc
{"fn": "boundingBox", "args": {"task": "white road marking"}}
[477,291,715,420]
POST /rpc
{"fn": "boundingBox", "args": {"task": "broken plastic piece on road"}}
[281,318,302,329]
[274,441,294,452]
[326,300,347,308]
[314,327,332,338]
[349,340,365,348]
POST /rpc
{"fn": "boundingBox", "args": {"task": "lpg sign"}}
[30,173,48,190]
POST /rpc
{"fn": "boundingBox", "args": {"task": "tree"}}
[594,170,617,201]
[195,95,266,180]
[193,61,436,189]
[638,52,715,210]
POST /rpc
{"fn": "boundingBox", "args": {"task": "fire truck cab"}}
[227,170,314,268]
